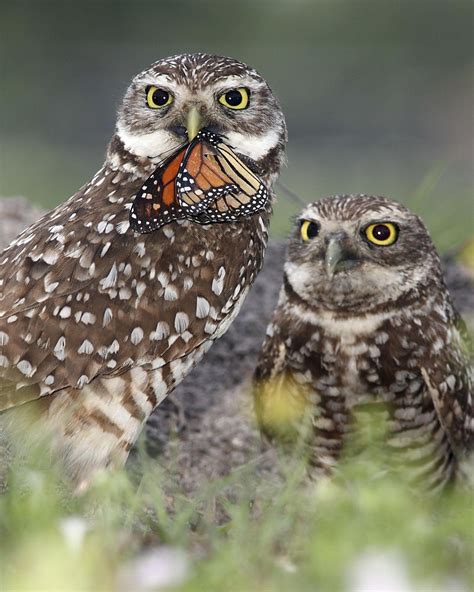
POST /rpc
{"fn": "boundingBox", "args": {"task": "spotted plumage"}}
[0,53,287,487]
[254,195,473,493]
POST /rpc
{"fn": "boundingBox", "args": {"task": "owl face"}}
[285,195,440,312]
[115,53,287,172]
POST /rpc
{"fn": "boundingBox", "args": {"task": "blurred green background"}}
[1,0,472,250]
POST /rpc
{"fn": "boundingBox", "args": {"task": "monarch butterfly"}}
[129,130,269,233]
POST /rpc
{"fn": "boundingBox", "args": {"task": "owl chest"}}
[295,330,420,407]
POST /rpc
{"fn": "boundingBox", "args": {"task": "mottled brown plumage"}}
[0,53,287,486]
[254,195,472,493]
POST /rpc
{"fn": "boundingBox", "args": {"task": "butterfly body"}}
[130,130,269,233]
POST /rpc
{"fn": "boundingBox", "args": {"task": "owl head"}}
[285,194,443,312]
[112,53,287,183]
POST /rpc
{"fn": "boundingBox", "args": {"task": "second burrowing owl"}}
[0,53,287,486]
[254,195,472,493]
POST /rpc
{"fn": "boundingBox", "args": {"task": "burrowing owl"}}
[254,195,472,493]
[0,53,287,487]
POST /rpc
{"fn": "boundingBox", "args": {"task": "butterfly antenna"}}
[276,180,307,206]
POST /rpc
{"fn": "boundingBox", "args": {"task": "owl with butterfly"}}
[0,53,287,488]
[130,129,269,232]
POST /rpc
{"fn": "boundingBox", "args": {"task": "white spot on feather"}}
[100,263,118,289]
[131,327,144,345]
[196,296,210,319]
[164,285,178,301]
[17,360,35,377]
[78,339,94,355]
[54,336,66,361]
[212,266,226,296]
[174,312,189,333]
[150,321,170,341]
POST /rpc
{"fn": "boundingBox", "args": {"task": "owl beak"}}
[325,234,356,278]
[185,106,203,141]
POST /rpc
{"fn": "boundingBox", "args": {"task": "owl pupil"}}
[373,225,390,240]
[225,90,243,106]
[153,89,169,106]
[306,222,319,238]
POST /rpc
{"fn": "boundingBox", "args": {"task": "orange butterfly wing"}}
[129,147,188,233]
[130,130,269,233]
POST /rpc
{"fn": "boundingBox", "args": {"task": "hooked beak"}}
[185,106,203,141]
[325,235,357,279]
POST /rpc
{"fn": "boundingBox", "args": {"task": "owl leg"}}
[1,370,155,491]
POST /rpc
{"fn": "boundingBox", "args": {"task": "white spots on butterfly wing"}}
[0,331,9,346]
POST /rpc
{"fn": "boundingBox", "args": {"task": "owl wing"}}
[420,313,473,459]
[253,314,312,444]
[0,172,254,413]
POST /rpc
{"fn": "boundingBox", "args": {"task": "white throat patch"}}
[116,122,179,160]
[224,128,280,161]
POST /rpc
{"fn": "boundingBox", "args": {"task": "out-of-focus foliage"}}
[0,0,472,248]
[0,413,473,591]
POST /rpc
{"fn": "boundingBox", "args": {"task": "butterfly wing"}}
[129,146,188,233]
[205,141,269,223]
[130,131,269,233]
[176,137,239,216]
[176,131,269,224]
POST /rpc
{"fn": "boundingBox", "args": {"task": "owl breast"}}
[283,310,456,491]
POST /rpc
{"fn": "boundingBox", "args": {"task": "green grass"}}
[1,418,472,592]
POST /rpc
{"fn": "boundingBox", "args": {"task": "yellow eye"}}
[300,220,320,242]
[219,87,250,110]
[364,222,398,246]
[146,86,173,109]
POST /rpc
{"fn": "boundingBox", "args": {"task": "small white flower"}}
[59,516,88,552]
[118,546,190,591]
